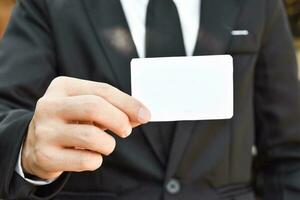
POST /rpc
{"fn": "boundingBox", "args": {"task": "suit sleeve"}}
[253,0,300,199]
[0,0,70,199]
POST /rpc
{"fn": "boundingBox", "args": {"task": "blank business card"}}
[131,55,234,122]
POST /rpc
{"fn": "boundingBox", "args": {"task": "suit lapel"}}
[193,0,241,56]
[166,0,241,180]
[82,0,138,94]
[140,123,166,166]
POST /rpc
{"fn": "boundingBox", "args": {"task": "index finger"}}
[46,77,151,124]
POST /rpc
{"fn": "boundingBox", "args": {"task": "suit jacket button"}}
[166,178,181,194]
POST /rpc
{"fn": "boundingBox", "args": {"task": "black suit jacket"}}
[0,0,300,199]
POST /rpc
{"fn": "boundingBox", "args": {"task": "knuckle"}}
[34,147,52,166]
[79,154,103,171]
[52,76,69,86]
[36,97,48,112]
[132,101,143,114]
[78,157,91,170]
[34,125,51,142]
[99,83,114,98]
[83,97,102,118]
[77,127,94,145]
[35,97,57,117]
[47,76,72,95]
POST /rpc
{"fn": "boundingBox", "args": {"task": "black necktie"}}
[145,0,186,162]
[146,0,186,57]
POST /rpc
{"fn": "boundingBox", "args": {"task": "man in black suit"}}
[0,0,300,199]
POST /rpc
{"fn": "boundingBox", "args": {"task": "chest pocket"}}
[226,31,259,54]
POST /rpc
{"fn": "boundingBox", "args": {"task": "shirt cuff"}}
[15,144,56,186]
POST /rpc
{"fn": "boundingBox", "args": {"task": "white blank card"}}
[131,55,234,122]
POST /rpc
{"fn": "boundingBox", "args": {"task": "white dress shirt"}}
[121,0,200,57]
[15,0,201,185]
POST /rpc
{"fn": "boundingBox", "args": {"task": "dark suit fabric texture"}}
[0,0,300,200]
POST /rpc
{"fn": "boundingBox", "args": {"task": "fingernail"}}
[123,127,132,138]
[138,107,151,123]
